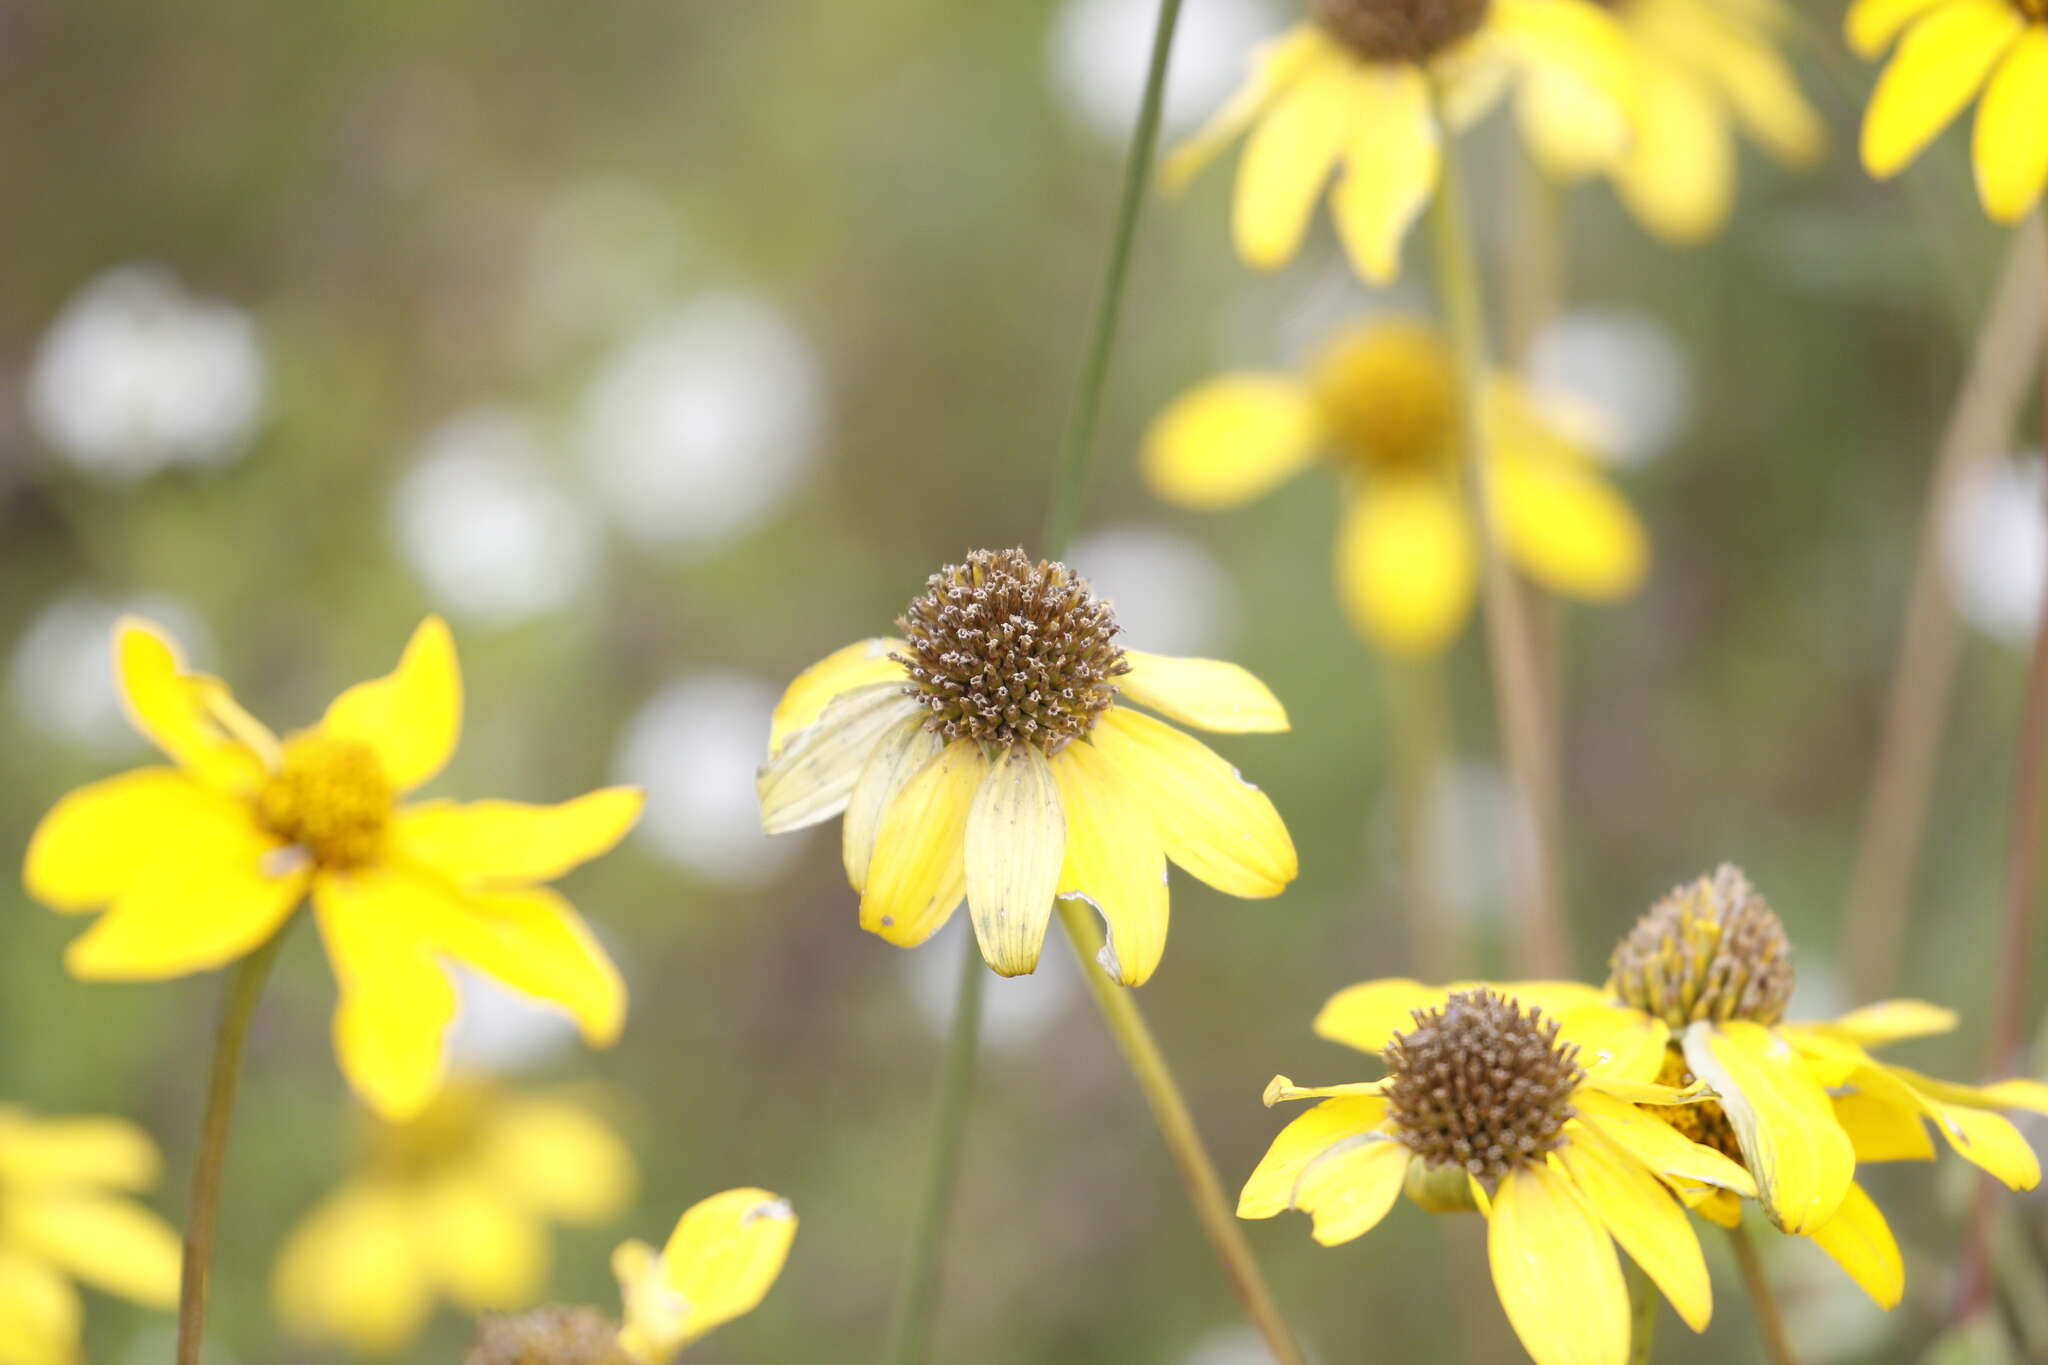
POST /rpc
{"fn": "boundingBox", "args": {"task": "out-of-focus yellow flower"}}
[274,1081,636,1356]
[1166,0,1629,282]
[1601,865,2048,1306]
[0,1107,182,1365]
[1142,317,1648,656]
[611,1188,796,1363]
[1851,0,2048,222]
[23,617,641,1120]
[1244,985,1754,1365]
[758,548,1296,985]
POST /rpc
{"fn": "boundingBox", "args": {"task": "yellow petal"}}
[1557,1125,1711,1332]
[1516,64,1629,180]
[843,716,947,893]
[1313,978,1611,1054]
[1234,61,1354,269]
[1493,0,1632,103]
[617,1189,796,1360]
[1337,475,1477,657]
[320,617,463,794]
[1238,1096,1392,1218]
[1329,66,1440,284]
[1573,1091,1758,1198]
[1974,29,2048,222]
[0,1111,160,1191]
[1614,55,1737,245]
[1823,998,1959,1045]
[1140,375,1322,511]
[1495,446,1649,599]
[1861,0,2023,178]
[5,1193,181,1306]
[482,1096,637,1224]
[417,1174,547,1311]
[113,619,270,795]
[964,743,1066,977]
[1294,1133,1411,1245]
[767,638,908,758]
[1832,1087,1936,1162]
[421,882,627,1047]
[1488,1161,1629,1365]
[0,1246,81,1365]
[1923,1099,2041,1188]
[313,870,460,1120]
[1681,1021,1854,1232]
[1264,1075,1392,1105]
[1163,25,1331,191]
[391,788,643,887]
[1555,1005,1670,1083]
[1884,1064,2048,1113]
[26,767,245,912]
[272,1181,433,1355]
[1089,708,1296,898]
[1117,651,1289,734]
[758,684,923,835]
[861,739,983,947]
[1807,1182,1904,1308]
[1846,0,1950,55]
[1666,4,1826,165]
[1051,741,1170,986]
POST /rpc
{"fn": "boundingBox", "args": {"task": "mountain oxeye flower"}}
[1243,987,1754,1365]
[23,617,642,1120]
[1601,865,2048,1305]
[1143,317,1648,656]
[758,548,1296,984]
[1851,0,2048,222]
[274,1081,635,1355]
[1164,0,1629,282]
[611,1188,796,1362]
[0,1107,183,1365]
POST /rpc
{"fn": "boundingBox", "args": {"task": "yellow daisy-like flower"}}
[0,1107,182,1365]
[611,1188,797,1363]
[1851,0,2048,222]
[1244,985,1756,1365]
[23,617,642,1120]
[1142,317,1648,656]
[1165,0,1629,282]
[1600,865,2048,1306]
[757,547,1297,984]
[274,1080,636,1356]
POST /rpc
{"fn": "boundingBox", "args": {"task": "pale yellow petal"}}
[272,1181,434,1355]
[1669,6,1826,165]
[420,882,626,1047]
[0,1247,82,1365]
[616,1189,796,1360]
[26,767,247,913]
[1117,651,1289,734]
[390,788,643,887]
[1163,26,1332,191]
[964,743,1065,977]
[1557,1125,1711,1331]
[1235,62,1354,269]
[483,1097,637,1224]
[0,1111,160,1192]
[1823,998,1959,1045]
[1488,1161,1629,1365]
[112,617,269,794]
[1614,55,1735,245]
[1238,1096,1392,1219]
[843,716,946,893]
[1846,0,1951,55]
[1573,1091,1758,1198]
[1974,29,2048,222]
[1492,0,1632,105]
[1861,0,2023,178]
[1294,1133,1411,1245]
[1556,1005,1671,1083]
[5,1193,181,1306]
[861,739,983,947]
[1264,1075,1392,1105]
[757,684,923,835]
[1140,375,1322,510]
[314,870,460,1121]
[1337,476,1477,657]
[1883,1064,2048,1113]
[1832,1087,1936,1163]
[767,638,908,758]
[1807,1182,1905,1308]
[1923,1099,2041,1188]
[1516,64,1629,180]
[1681,1021,1854,1232]
[1495,446,1649,599]
[1051,739,1170,986]
[417,1175,548,1311]
[320,616,463,794]
[1313,978,1612,1055]
[1329,67,1440,284]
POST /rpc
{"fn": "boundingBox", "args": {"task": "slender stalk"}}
[1386,656,1457,980]
[1625,1259,1659,1365]
[1726,1224,1799,1365]
[1426,83,1568,977]
[1502,154,1563,369]
[1055,901,1305,1364]
[177,927,290,1365]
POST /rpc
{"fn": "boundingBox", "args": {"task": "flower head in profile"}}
[1143,317,1648,656]
[0,1107,183,1365]
[1851,0,2048,222]
[1165,0,1629,281]
[275,1080,636,1355]
[24,617,642,1119]
[1601,865,2048,1306]
[1243,984,1754,1365]
[611,1188,796,1362]
[758,548,1297,985]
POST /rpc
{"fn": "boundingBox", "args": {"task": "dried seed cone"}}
[1608,863,1795,1027]
[1312,0,1490,61]
[466,1307,630,1365]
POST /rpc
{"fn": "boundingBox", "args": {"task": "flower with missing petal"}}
[612,1189,796,1363]
[0,1107,183,1365]
[1143,317,1648,656]
[1244,986,1754,1365]
[23,617,642,1119]
[757,548,1296,984]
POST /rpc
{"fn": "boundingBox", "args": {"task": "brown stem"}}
[1386,656,1457,980]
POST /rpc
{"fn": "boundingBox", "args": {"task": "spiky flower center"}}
[1649,1050,1743,1162]
[1308,322,1460,474]
[894,548,1128,753]
[255,734,393,869]
[1608,864,1795,1028]
[466,1307,628,1365]
[1384,989,1583,1186]
[1311,0,1490,62]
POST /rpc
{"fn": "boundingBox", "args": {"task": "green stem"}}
[1056,902,1305,1364]
[177,927,290,1365]
[1386,656,1456,981]
[1726,1224,1798,1365]
[1625,1260,1659,1365]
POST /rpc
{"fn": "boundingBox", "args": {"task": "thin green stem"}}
[1386,656,1456,980]
[1726,1225,1798,1365]
[1625,1260,1659,1365]
[177,926,291,1365]
[1056,901,1305,1365]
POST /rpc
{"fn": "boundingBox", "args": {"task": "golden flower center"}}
[1311,0,1491,62]
[256,734,393,869]
[467,1307,628,1365]
[1649,1048,1743,1162]
[1308,322,1460,476]
[1607,864,1795,1028]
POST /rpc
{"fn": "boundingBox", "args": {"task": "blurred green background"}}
[3,0,2046,1361]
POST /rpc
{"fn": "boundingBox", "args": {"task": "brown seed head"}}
[1311,0,1491,62]
[466,1308,628,1365]
[1608,864,1796,1028]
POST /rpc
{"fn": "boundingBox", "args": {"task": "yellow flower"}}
[1601,865,2048,1306]
[274,1080,636,1355]
[611,1188,796,1363]
[23,617,642,1120]
[0,1107,182,1365]
[757,548,1296,984]
[1851,0,2048,221]
[1142,317,1648,656]
[1244,985,1755,1365]
[1165,0,1629,282]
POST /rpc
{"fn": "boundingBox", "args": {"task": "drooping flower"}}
[1142,316,1648,656]
[23,616,641,1119]
[1851,0,2048,222]
[1164,0,1630,282]
[611,1188,796,1363]
[1243,985,1755,1365]
[1600,865,2048,1305]
[274,1081,636,1355]
[757,548,1296,984]
[0,1107,183,1365]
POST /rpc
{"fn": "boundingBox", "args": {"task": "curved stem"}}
[177,927,290,1365]
[1625,1259,1659,1365]
[1056,901,1305,1364]
[1726,1224,1798,1365]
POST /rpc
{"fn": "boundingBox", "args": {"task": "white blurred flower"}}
[522,179,685,345]
[573,292,824,553]
[1421,761,1530,929]
[903,918,1077,1050]
[28,266,265,481]
[445,966,581,1074]
[1068,524,1238,657]
[1527,309,1690,467]
[11,591,211,751]
[1048,0,1283,142]
[1945,453,2045,647]
[1176,1326,1268,1365]
[390,408,600,625]
[616,674,797,887]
